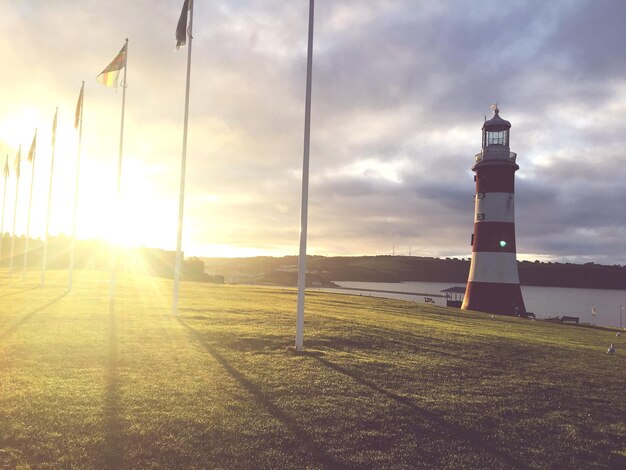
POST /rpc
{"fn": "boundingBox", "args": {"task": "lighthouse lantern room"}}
[461,107,526,317]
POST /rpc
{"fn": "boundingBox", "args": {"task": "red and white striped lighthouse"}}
[461,106,526,316]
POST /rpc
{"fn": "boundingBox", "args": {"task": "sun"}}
[87,158,175,249]
[44,130,177,251]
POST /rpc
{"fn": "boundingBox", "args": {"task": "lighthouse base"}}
[462,281,526,316]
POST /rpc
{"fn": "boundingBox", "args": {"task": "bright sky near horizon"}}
[1,0,625,264]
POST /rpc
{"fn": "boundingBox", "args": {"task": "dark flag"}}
[176,0,191,49]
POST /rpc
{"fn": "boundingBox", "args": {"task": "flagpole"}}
[295,0,315,351]
[41,108,58,286]
[0,156,9,267]
[172,0,194,315]
[23,131,37,281]
[9,147,21,277]
[109,39,129,313]
[69,82,85,291]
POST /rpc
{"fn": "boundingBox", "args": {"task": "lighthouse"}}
[461,106,526,316]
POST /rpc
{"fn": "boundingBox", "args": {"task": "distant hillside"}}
[202,255,626,290]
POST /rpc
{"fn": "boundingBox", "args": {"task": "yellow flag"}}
[14,145,21,179]
[52,108,58,146]
[27,130,37,162]
[75,82,84,129]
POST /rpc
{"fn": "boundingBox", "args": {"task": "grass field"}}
[1,270,625,469]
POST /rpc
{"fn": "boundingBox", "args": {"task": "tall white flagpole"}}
[69,82,85,291]
[295,0,315,351]
[9,147,21,277]
[41,108,58,286]
[23,131,37,281]
[0,156,9,266]
[109,39,129,313]
[172,0,194,315]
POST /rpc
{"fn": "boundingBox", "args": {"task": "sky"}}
[0,0,625,264]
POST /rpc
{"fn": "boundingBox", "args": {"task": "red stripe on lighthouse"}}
[475,164,518,193]
[472,222,517,252]
[462,281,526,315]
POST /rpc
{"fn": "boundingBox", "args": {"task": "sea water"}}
[320,281,626,329]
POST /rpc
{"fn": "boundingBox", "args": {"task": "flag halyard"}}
[176,0,191,49]
[97,42,128,88]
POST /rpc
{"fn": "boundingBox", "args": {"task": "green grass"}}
[1,270,625,469]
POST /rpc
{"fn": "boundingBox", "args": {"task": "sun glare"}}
[85,159,176,249]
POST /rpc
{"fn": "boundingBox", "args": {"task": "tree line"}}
[202,255,626,290]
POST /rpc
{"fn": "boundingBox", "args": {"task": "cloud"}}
[0,0,624,264]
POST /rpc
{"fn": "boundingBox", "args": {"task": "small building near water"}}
[441,287,466,308]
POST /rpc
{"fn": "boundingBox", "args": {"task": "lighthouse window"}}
[476,192,485,199]
[477,213,485,221]
[487,130,507,146]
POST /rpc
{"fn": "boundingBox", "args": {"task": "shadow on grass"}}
[309,354,531,470]
[540,319,623,333]
[0,285,39,299]
[98,304,125,469]
[0,291,68,341]
[314,331,476,364]
[177,319,349,469]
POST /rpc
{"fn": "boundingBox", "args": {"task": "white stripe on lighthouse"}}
[474,192,514,223]
[467,252,520,284]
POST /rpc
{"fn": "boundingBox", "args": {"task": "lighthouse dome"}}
[482,107,511,132]
[480,106,512,151]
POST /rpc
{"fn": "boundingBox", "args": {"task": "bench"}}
[424,297,435,304]
[526,312,536,319]
[560,316,579,324]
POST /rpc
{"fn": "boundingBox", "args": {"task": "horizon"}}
[4,231,625,268]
